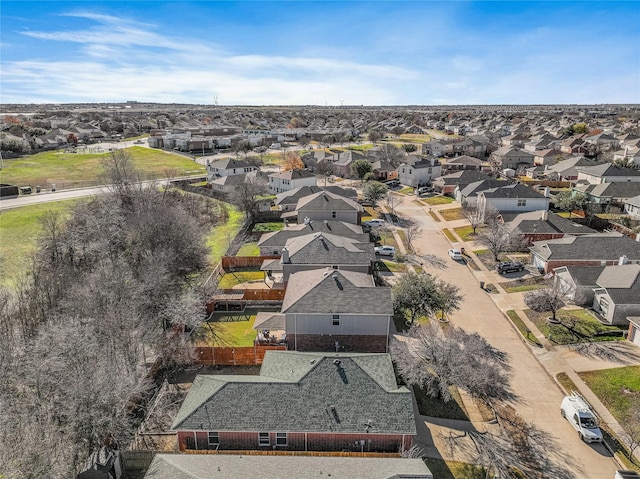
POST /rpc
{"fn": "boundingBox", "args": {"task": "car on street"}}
[363,219,385,228]
[496,261,525,274]
[374,245,395,256]
[385,179,400,188]
[416,186,433,195]
[448,248,463,260]
[615,472,640,479]
[561,393,603,443]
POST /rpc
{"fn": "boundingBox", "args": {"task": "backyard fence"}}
[191,345,286,366]
[222,255,279,270]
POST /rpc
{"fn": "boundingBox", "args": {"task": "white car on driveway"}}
[374,245,395,256]
[448,248,463,260]
[363,219,385,228]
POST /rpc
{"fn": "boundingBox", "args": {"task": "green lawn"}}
[236,242,260,256]
[197,316,257,347]
[439,208,464,221]
[206,206,244,265]
[453,225,480,242]
[579,366,640,425]
[503,283,546,293]
[217,270,265,289]
[523,308,625,344]
[422,195,455,206]
[442,228,457,242]
[398,187,414,195]
[377,230,399,249]
[0,146,205,186]
[0,200,81,286]
[252,222,284,232]
[428,211,441,222]
[506,310,542,346]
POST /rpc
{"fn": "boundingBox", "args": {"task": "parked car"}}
[561,393,603,443]
[417,186,432,195]
[374,245,396,256]
[385,179,400,188]
[448,248,463,260]
[496,261,525,274]
[363,219,385,228]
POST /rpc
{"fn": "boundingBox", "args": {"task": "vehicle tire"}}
[579,432,584,442]
[561,408,565,418]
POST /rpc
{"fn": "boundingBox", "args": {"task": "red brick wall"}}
[286,334,388,353]
[178,430,411,453]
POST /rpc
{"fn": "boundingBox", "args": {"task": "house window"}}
[517,199,527,207]
[332,314,340,326]
[599,298,610,316]
[259,432,270,446]
[409,169,413,175]
[332,211,337,218]
[208,432,219,445]
[276,432,287,446]
[428,167,432,173]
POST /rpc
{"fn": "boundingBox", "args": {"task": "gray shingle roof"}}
[145,454,433,479]
[574,181,640,199]
[270,169,316,180]
[596,264,640,304]
[579,163,640,178]
[171,351,415,435]
[434,170,492,186]
[530,234,640,261]
[275,186,357,206]
[508,211,596,235]
[479,183,546,199]
[209,158,254,170]
[554,265,605,287]
[458,179,504,198]
[281,268,392,315]
[258,221,367,249]
[296,191,362,212]
[626,194,640,208]
[284,232,374,265]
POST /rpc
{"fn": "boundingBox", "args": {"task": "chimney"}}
[542,210,548,221]
[281,247,290,263]
[619,255,628,265]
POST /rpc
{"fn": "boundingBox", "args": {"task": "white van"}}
[560,393,603,443]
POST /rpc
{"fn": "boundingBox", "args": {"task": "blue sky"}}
[1,1,639,105]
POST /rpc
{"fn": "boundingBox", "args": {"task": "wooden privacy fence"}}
[222,255,279,270]
[192,345,286,366]
[184,449,401,458]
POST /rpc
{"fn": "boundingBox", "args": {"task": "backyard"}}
[217,270,265,289]
[195,314,258,347]
[0,146,205,186]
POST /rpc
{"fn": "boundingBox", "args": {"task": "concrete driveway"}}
[394,195,619,478]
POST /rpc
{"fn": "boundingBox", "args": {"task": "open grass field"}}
[523,308,625,344]
[0,146,205,186]
[0,199,81,286]
[196,316,257,347]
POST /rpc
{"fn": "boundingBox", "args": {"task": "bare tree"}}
[391,321,512,402]
[477,208,522,261]
[461,204,484,234]
[622,404,640,463]
[404,223,422,253]
[368,130,383,144]
[523,279,574,323]
[230,177,268,220]
[384,191,402,216]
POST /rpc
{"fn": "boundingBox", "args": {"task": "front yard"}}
[579,366,640,424]
[523,308,625,344]
[439,208,464,222]
[422,195,456,206]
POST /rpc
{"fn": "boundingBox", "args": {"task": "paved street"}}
[394,194,620,478]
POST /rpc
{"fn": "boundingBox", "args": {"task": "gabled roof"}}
[579,163,640,178]
[434,170,492,185]
[295,190,362,212]
[281,268,392,315]
[283,232,374,265]
[275,186,357,206]
[209,158,254,170]
[554,265,605,287]
[144,455,434,479]
[269,169,316,180]
[446,155,483,166]
[625,194,640,208]
[479,183,547,199]
[507,211,596,235]
[530,234,640,261]
[574,181,640,199]
[545,156,601,174]
[258,221,367,248]
[595,264,640,304]
[171,351,414,434]
[493,146,534,158]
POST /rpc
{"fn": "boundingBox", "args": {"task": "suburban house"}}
[258,220,368,256]
[625,195,640,218]
[490,146,535,170]
[572,181,640,207]
[144,455,434,479]
[592,264,640,326]
[541,156,602,181]
[396,156,442,187]
[421,141,446,157]
[628,317,640,348]
[275,186,357,212]
[371,160,398,181]
[532,149,563,166]
[476,183,550,214]
[558,136,588,154]
[291,190,363,225]
[172,350,415,452]
[442,155,484,172]
[261,232,375,282]
[505,210,596,246]
[206,158,257,181]
[301,150,335,172]
[576,164,640,185]
[331,150,369,178]
[553,265,605,306]
[432,170,493,196]
[501,133,529,147]
[529,233,640,273]
[445,138,487,156]
[209,169,269,194]
[455,179,504,206]
[268,169,317,194]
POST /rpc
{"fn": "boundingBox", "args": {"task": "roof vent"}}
[333,359,340,365]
